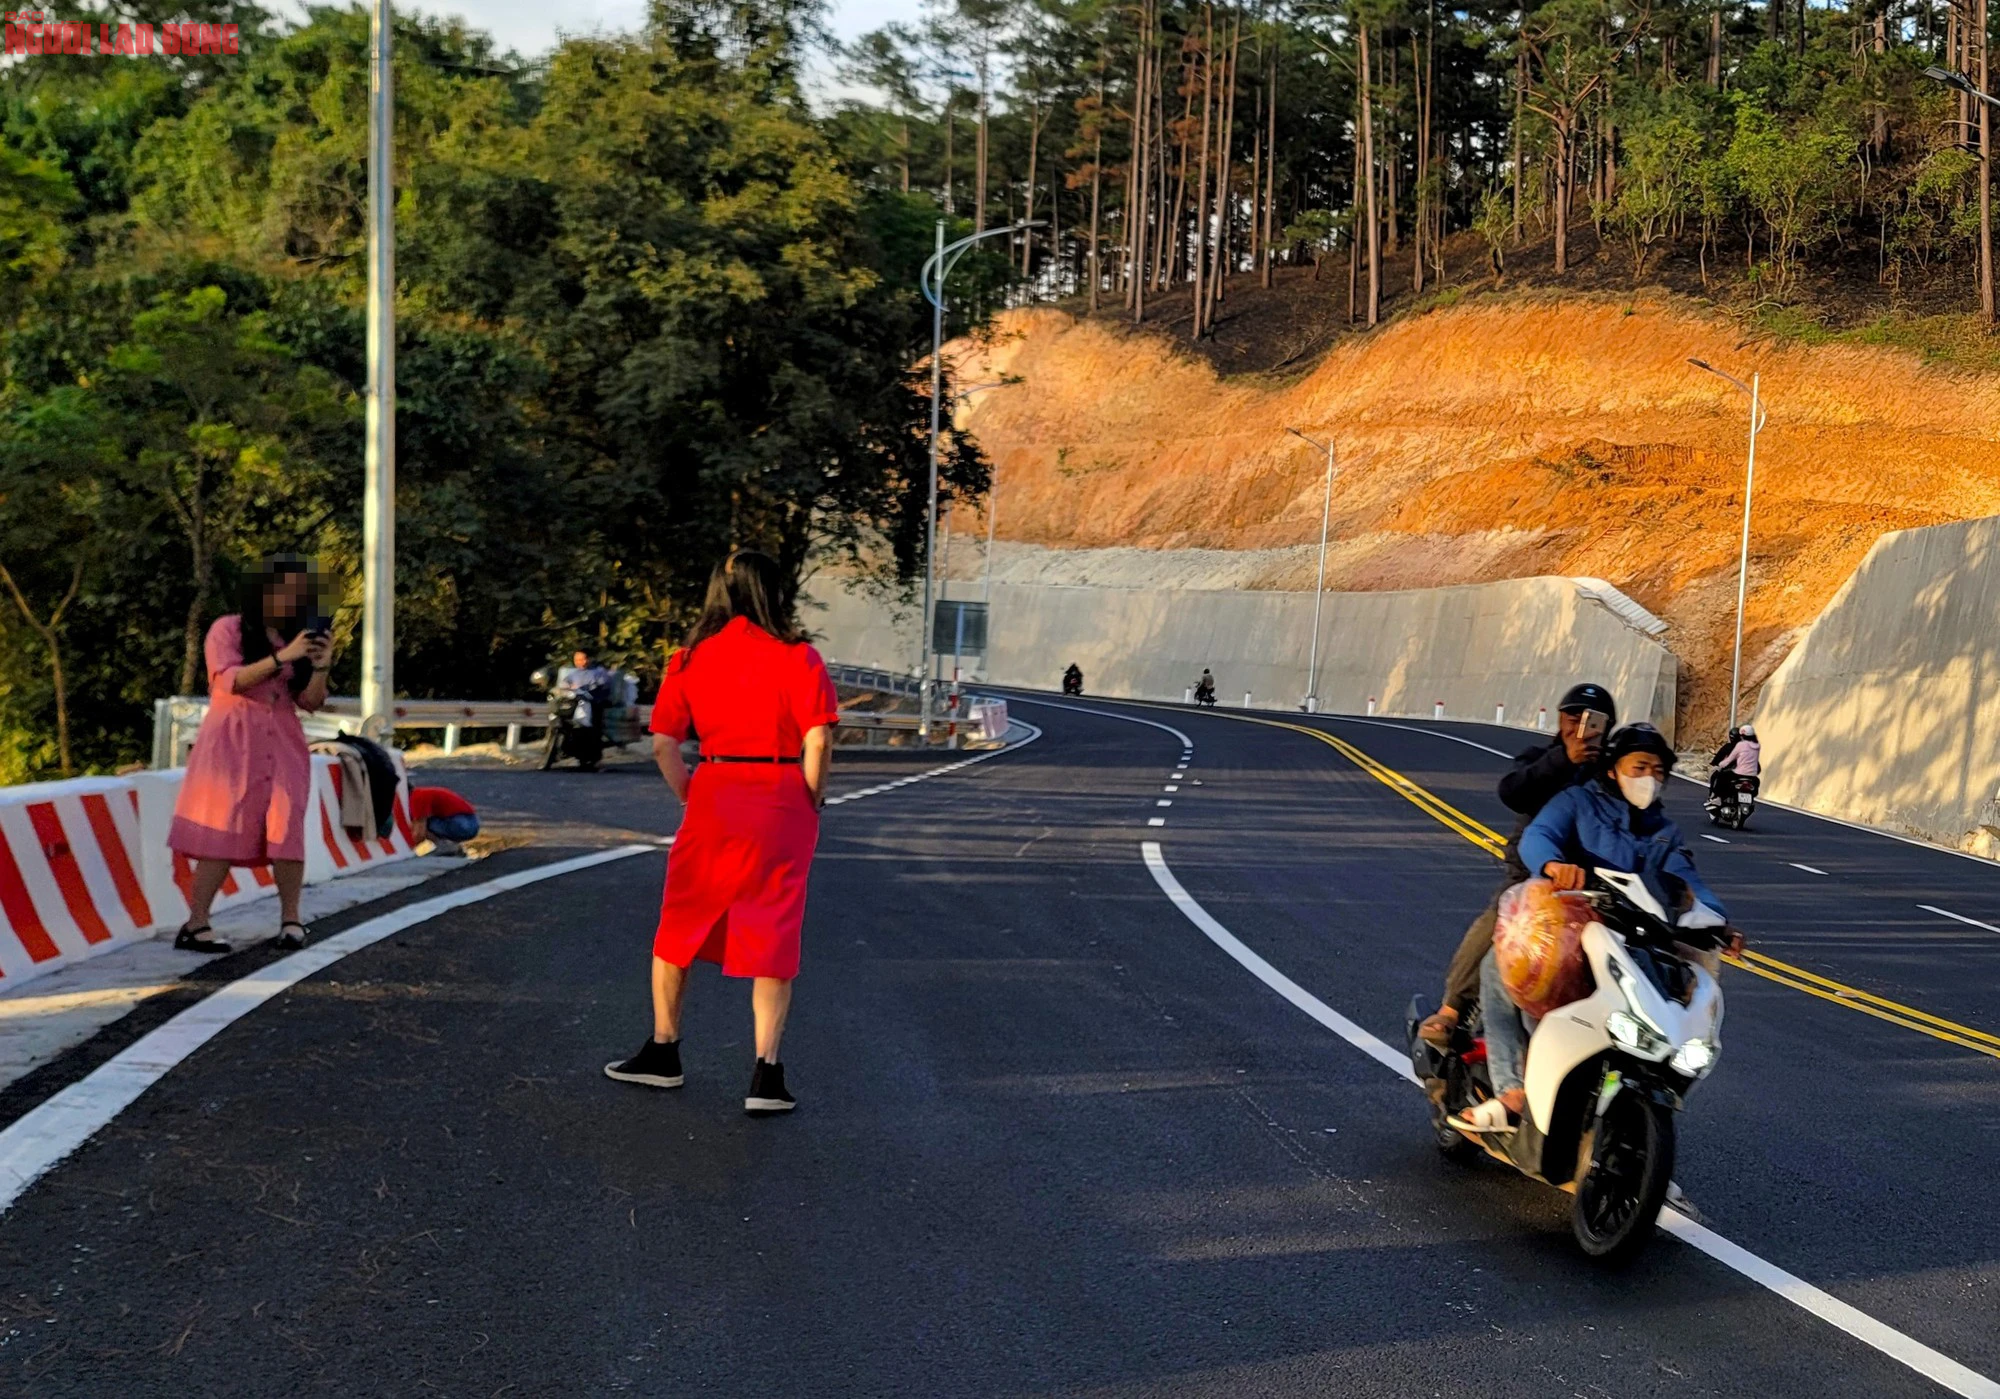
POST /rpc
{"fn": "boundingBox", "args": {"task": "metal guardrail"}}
[153,667,1008,767]
[150,695,641,768]
[828,662,923,697]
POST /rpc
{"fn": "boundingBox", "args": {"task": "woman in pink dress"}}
[604,551,838,1116]
[167,558,333,953]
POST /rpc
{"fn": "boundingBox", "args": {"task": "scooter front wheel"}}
[1571,1092,1675,1261]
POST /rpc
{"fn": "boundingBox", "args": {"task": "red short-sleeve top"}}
[650,616,840,757]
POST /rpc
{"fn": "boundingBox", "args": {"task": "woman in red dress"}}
[605,551,838,1115]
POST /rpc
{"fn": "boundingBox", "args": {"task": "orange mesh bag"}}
[1492,878,1596,1020]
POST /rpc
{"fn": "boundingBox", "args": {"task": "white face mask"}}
[1617,773,1660,810]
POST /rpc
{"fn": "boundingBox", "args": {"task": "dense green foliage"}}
[0,0,986,780]
[829,0,1999,319]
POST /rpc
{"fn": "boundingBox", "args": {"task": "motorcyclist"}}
[1062,663,1084,695]
[558,649,614,699]
[1455,722,1735,1132]
[1416,682,1616,1048]
[1194,669,1216,704]
[1709,722,1761,803]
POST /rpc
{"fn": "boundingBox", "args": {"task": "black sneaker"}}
[744,1059,795,1115]
[604,1038,684,1089]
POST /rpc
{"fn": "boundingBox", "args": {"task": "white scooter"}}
[1408,867,1728,1261]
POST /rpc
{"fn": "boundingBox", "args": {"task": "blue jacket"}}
[1518,778,1728,920]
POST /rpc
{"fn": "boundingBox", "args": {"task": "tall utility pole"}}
[1285,428,1338,713]
[361,0,396,736]
[1690,359,1768,733]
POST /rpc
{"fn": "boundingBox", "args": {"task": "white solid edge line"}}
[1141,842,1416,1084]
[1920,904,2000,935]
[0,722,1050,1218]
[1139,837,2000,1399]
[0,843,656,1217]
[1656,1213,2000,1399]
[1004,694,1194,749]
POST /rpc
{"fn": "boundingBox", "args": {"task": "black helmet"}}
[1605,721,1676,771]
[1557,682,1617,725]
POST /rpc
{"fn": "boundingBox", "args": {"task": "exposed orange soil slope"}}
[950,299,2000,742]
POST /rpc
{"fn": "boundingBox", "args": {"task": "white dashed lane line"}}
[1920,904,2000,935]
[1790,863,1829,876]
[1148,817,1166,827]
[1700,833,1730,844]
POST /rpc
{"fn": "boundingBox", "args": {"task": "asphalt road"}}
[1,699,1996,1396]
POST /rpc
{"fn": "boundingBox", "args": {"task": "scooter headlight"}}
[1606,1010,1668,1056]
[1669,1038,1717,1077]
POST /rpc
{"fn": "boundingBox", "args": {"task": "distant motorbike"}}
[1062,668,1084,697]
[1193,680,1217,707]
[532,668,607,772]
[1705,772,1758,830]
[1408,865,1730,1262]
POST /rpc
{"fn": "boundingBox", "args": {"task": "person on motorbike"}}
[1455,721,1733,1132]
[1062,663,1084,695]
[1709,722,1761,803]
[1416,682,1617,1048]
[1194,669,1216,703]
[558,649,615,699]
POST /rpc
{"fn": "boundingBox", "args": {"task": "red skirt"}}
[653,766,820,979]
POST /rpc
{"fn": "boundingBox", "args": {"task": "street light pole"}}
[1925,65,1999,319]
[361,0,396,738]
[917,219,1042,739]
[1284,427,1339,713]
[1690,358,1769,733]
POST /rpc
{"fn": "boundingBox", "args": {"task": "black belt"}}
[702,755,800,764]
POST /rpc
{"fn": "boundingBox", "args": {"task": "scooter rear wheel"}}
[1571,1093,1675,1261]
[1430,1097,1480,1163]
[540,725,561,771]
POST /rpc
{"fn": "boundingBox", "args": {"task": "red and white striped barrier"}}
[0,778,156,985]
[1,754,414,990]
[304,752,415,883]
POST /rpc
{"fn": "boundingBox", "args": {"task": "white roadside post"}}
[361,0,396,739]
[1284,427,1338,714]
[1689,358,1769,733]
[917,220,1042,740]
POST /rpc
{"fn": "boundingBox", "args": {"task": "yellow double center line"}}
[1123,698,2000,1062]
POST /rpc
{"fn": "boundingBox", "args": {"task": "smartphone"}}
[1578,709,1610,742]
[304,612,332,638]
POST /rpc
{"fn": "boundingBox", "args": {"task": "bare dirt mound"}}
[951,298,2000,743]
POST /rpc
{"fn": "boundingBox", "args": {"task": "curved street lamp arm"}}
[921,220,1048,307]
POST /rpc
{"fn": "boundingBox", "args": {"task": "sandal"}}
[275,921,310,951]
[1449,1097,1519,1134]
[173,924,230,955]
[1417,1007,1460,1048]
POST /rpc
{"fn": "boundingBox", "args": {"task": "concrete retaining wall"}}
[805,574,1678,737]
[1756,515,2000,851]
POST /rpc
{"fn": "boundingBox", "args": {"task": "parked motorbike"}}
[532,667,607,772]
[1705,773,1758,830]
[1407,866,1729,1261]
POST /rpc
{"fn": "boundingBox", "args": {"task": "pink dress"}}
[167,614,319,865]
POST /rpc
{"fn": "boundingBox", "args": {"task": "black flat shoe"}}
[275,922,309,951]
[173,924,229,954]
